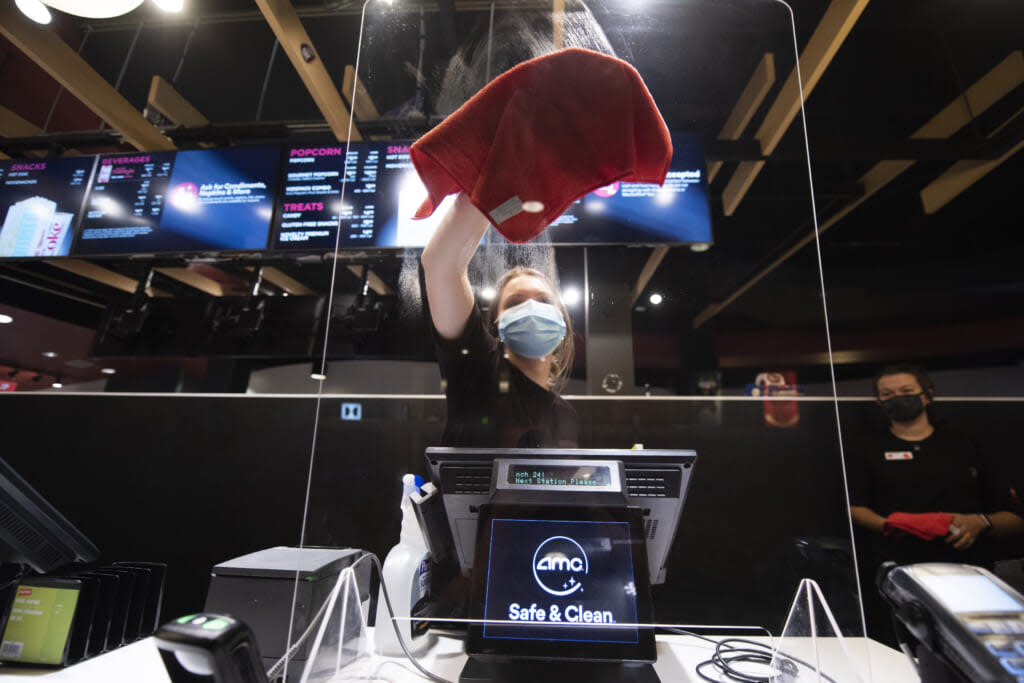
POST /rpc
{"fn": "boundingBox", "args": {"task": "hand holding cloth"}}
[410,47,673,243]
[883,512,955,540]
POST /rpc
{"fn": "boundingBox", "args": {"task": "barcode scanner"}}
[154,613,269,683]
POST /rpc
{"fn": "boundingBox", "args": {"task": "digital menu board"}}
[273,135,711,251]
[546,133,712,245]
[0,157,95,258]
[274,143,442,250]
[74,146,280,255]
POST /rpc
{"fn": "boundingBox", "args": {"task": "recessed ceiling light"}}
[649,293,664,305]
[42,351,58,358]
[0,314,13,324]
[101,368,117,375]
[40,0,144,19]
[561,287,581,306]
[15,0,51,24]
[151,0,183,11]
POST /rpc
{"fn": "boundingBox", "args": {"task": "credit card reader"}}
[878,562,1024,683]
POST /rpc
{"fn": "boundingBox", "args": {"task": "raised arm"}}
[421,193,491,340]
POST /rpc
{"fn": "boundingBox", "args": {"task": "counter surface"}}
[0,630,917,682]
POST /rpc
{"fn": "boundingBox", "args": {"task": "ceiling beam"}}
[0,5,174,152]
[552,0,565,50]
[721,0,871,216]
[254,0,362,142]
[631,246,669,306]
[155,268,225,297]
[708,53,775,184]
[342,65,380,123]
[48,260,166,297]
[347,265,393,296]
[0,105,42,160]
[254,266,315,295]
[694,50,1023,329]
[147,76,210,127]
[0,105,42,138]
[920,113,1024,214]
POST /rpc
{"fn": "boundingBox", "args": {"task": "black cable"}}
[664,629,839,683]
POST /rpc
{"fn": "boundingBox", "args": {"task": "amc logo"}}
[533,536,589,596]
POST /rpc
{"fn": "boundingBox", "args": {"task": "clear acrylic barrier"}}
[297,0,860,657]
[771,578,872,683]
[298,561,374,683]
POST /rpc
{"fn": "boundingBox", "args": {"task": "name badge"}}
[885,451,914,461]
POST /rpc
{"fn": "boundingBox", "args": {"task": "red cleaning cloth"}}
[410,47,673,244]
[884,512,955,540]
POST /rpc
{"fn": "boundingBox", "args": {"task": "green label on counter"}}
[0,584,79,665]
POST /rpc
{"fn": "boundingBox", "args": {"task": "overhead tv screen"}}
[544,133,712,246]
[73,146,280,256]
[273,135,710,251]
[0,157,96,258]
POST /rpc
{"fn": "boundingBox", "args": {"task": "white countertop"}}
[0,630,918,683]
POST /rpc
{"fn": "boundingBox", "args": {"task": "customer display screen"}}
[0,582,81,665]
[468,505,655,662]
[74,146,279,255]
[507,465,612,488]
[0,157,95,258]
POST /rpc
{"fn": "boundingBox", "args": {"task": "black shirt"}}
[846,426,996,516]
[432,303,578,448]
[847,424,1017,565]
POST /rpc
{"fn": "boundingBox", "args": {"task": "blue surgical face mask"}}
[497,299,566,359]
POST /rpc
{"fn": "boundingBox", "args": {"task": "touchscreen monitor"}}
[0,157,95,258]
[0,578,83,666]
[467,504,655,663]
[74,146,280,255]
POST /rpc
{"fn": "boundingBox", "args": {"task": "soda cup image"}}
[754,371,800,428]
[0,196,58,257]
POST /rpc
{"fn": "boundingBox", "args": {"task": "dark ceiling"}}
[0,0,1022,392]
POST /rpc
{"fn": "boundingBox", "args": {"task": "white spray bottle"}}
[374,473,434,656]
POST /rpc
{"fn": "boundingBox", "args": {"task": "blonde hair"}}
[489,265,575,392]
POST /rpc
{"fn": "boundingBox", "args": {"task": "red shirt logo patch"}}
[885,451,914,461]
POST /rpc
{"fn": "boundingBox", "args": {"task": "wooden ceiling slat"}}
[155,268,225,297]
[346,265,393,296]
[920,115,1024,215]
[147,76,210,128]
[342,65,380,122]
[0,4,174,152]
[721,0,871,216]
[694,50,1023,329]
[708,53,775,184]
[631,246,669,307]
[254,0,362,142]
[257,266,315,296]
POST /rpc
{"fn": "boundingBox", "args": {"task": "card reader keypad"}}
[972,618,1024,675]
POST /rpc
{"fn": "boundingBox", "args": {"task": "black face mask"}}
[880,394,926,422]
